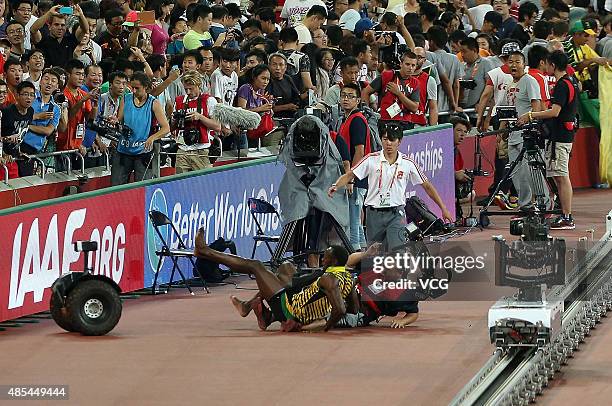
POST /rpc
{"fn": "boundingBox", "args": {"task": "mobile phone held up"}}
[59,6,73,15]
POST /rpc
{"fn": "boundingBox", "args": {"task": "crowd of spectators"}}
[0,0,609,228]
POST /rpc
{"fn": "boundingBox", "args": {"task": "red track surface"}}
[1,189,611,406]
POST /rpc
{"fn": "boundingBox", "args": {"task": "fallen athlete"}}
[194,228,356,332]
[231,244,419,330]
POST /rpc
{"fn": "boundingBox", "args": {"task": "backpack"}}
[194,238,235,283]
[329,104,382,153]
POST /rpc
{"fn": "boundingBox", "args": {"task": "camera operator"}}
[504,51,550,216]
[112,72,170,185]
[362,50,420,130]
[517,51,578,230]
[55,59,98,171]
[93,71,129,159]
[459,37,494,112]
[172,71,221,173]
[19,70,61,176]
[329,120,453,251]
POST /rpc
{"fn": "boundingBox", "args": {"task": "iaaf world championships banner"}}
[401,126,456,220]
[144,161,286,287]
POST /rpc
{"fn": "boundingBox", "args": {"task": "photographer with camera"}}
[112,72,170,185]
[459,37,494,111]
[92,71,129,159]
[362,50,420,130]
[517,51,579,230]
[503,51,550,217]
[329,120,453,251]
[172,71,221,173]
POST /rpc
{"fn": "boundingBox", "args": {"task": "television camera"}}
[376,30,408,70]
[87,118,134,143]
[171,110,201,146]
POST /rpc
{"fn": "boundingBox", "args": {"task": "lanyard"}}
[466,59,480,80]
[378,159,399,194]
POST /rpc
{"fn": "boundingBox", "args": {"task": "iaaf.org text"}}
[372,252,486,274]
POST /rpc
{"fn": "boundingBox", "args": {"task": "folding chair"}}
[148,210,210,295]
[248,197,281,261]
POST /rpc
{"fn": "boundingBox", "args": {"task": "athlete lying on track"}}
[230,244,418,329]
[194,228,357,332]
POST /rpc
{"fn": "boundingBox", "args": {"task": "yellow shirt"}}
[284,266,353,324]
[564,40,599,82]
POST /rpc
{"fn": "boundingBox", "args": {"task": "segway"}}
[50,241,122,336]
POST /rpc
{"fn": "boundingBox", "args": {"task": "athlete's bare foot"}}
[230,295,252,317]
[251,298,269,331]
[194,228,211,257]
[389,313,418,328]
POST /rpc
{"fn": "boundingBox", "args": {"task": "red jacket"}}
[338,111,371,157]
[379,70,420,122]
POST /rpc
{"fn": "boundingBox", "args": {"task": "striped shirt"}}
[563,39,600,82]
[284,266,353,324]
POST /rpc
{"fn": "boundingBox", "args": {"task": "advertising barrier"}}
[144,161,285,287]
[0,125,454,322]
[0,189,145,321]
[401,125,456,219]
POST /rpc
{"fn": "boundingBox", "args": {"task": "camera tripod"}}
[479,124,559,227]
[269,209,354,269]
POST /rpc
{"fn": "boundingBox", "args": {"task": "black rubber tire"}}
[65,280,122,336]
[50,293,77,332]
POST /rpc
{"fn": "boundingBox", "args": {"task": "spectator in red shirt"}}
[527,45,552,109]
[3,58,22,107]
[55,59,98,170]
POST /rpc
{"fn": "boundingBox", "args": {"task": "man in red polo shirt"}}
[362,50,420,130]
[56,59,98,171]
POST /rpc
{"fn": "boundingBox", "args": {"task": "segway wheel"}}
[480,213,490,228]
[50,293,77,332]
[65,280,122,336]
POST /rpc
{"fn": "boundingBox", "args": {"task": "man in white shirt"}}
[281,0,326,28]
[329,121,452,250]
[469,0,494,31]
[210,48,247,155]
[339,0,363,33]
[295,5,327,46]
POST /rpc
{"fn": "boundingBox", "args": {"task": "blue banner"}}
[144,161,285,286]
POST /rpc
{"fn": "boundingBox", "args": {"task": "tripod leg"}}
[528,149,552,212]
[482,146,525,213]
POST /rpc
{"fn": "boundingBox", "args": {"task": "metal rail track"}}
[450,212,612,406]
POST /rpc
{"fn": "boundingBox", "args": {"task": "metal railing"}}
[23,149,82,179]
[1,163,8,185]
